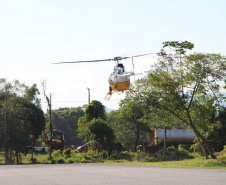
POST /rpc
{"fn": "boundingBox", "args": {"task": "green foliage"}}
[63,148,71,158]
[0,79,45,162]
[57,158,65,163]
[109,151,132,161]
[206,108,226,152]
[66,158,75,163]
[109,151,154,162]
[24,84,41,105]
[49,148,96,164]
[89,118,115,154]
[108,97,150,152]
[77,116,90,141]
[171,145,194,160]
[31,158,38,164]
[52,107,84,147]
[52,149,62,158]
[220,156,226,161]
[153,145,194,161]
[137,42,226,158]
[85,100,106,122]
[51,159,56,164]
[77,100,107,142]
[162,41,194,55]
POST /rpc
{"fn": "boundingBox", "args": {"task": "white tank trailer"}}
[150,129,195,145]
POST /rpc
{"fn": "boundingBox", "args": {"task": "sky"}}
[1,0,226,112]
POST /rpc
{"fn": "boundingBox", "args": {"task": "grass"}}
[103,158,226,169]
[0,148,226,169]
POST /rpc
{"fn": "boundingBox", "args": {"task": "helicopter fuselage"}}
[108,64,134,92]
[108,73,130,91]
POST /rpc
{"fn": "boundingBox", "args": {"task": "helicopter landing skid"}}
[105,91,115,100]
[128,89,138,96]
[105,89,138,100]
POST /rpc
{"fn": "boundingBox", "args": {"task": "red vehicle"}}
[27,129,65,153]
[77,143,88,152]
[45,129,65,151]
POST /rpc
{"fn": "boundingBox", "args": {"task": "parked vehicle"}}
[45,129,65,151]
[27,129,65,153]
[77,143,88,152]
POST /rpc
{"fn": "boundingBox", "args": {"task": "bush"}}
[70,152,85,163]
[52,150,62,158]
[136,152,156,162]
[26,154,32,159]
[63,148,71,158]
[169,145,194,160]
[66,158,75,163]
[57,158,65,163]
[154,145,194,161]
[51,159,56,164]
[31,158,38,164]
[109,151,132,161]
[114,142,123,153]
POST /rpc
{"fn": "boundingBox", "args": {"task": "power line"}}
[40,99,119,104]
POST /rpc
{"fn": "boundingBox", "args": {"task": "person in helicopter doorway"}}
[109,86,112,94]
[114,63,125,74]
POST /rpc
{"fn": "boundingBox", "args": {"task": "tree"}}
[41,80,53,159]
[85,100,106,122]
[108,96,150,151]
[0,79,45,163]
[89,118,115,155]
[77,100,106,142]
[52,107,84,147]
[137,41,226,158]
[206,107,226,152]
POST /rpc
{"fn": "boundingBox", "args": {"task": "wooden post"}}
[5,88,9,165]
[163,126,166,160]
[49,93,52,159]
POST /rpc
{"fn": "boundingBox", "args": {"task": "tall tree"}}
[0,79,45,163]
[85,100,106,122]
[108,96,150,151]
[52,107,84,147]
[206,107,226,152]
[137,41,226,159]
[77,100,106,142]
[89,118,115,155]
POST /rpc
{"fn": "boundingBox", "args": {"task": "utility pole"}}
[163,126,166,160]
[87,87,90,104]
[5,87,9,165]
[49,93,52,159]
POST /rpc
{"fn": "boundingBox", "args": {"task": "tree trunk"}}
[189,122,216,159]
[186,109,216,159]
[196,135,208,159]
[134,129,140,152]
[16,150,19,164]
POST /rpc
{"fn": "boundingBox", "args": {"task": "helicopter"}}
[53,52,154,100]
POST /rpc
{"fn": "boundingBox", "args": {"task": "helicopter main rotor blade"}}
[52,59,114,64]
[132,52,155,58]
[52,52,155,64]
